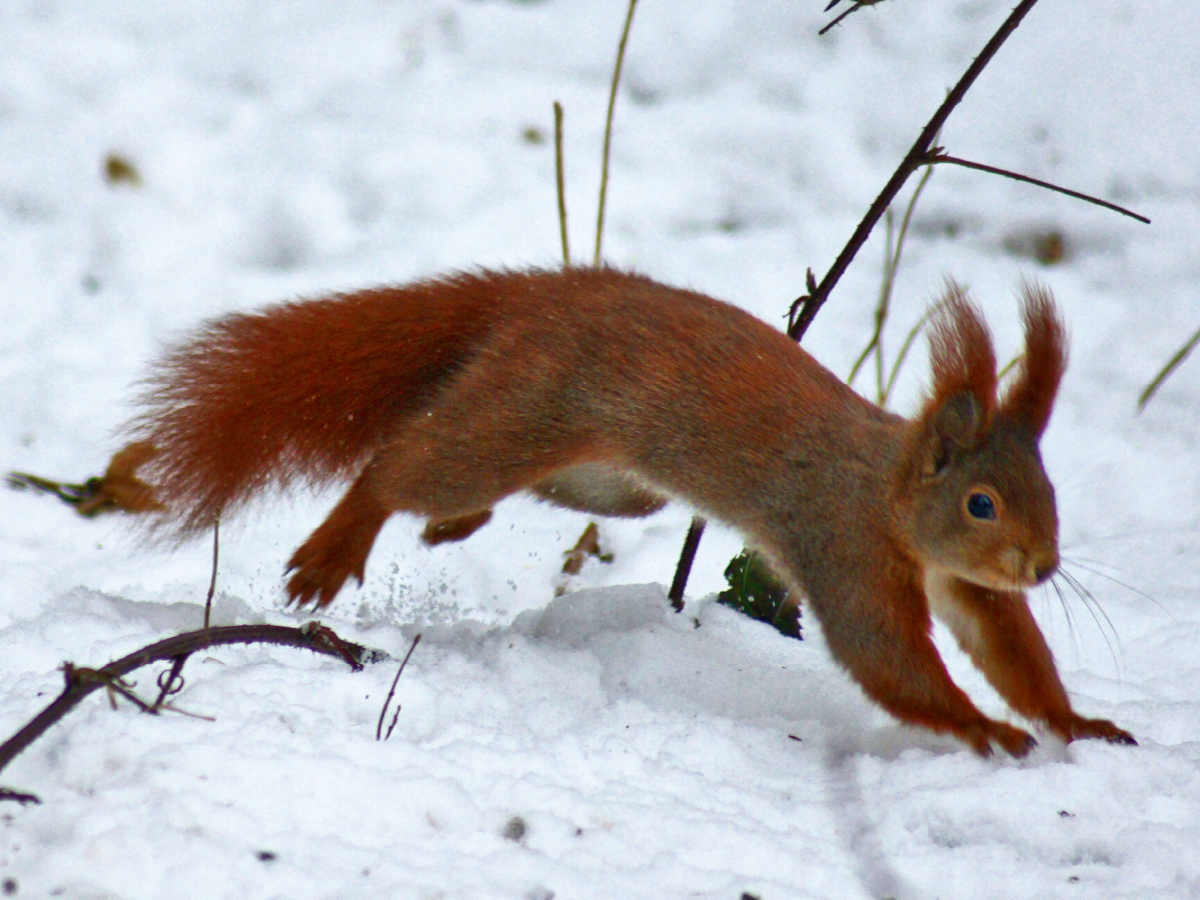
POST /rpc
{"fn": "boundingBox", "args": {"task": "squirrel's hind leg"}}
[286,469,391,607]
[422,509,494,545]
[286,362,611,605]
[285,470,496,606]
[416,464,665,545]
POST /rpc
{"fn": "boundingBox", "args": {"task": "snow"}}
[2,0,1199,897]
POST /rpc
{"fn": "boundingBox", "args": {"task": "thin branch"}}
[376,633,422,742]
[6,442,162,518]
[553,101,571,266]
[4,471,92,505]
[0,788,41,805]
[101,672,157,713]
[0,623,386,778]
[819,0,888,37]
[926,153,1150,224]
[594,0,639,265]
[204,513,220,629]
[151,654,189,710]
[668,516,707,612]
[675,0,1147,602]
[788,0,1044,341]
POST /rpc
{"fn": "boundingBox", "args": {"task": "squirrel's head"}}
[897,281,1066,591]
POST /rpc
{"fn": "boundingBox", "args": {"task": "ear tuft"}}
[920,280,997,437]
[1001,280,1067,436]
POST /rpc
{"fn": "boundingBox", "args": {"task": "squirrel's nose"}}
[1030,549,1059,585]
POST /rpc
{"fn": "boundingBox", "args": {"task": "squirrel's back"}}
[132,267,852,536]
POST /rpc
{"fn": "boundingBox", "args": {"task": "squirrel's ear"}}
[927,282,997,412]
[917,282,996,475]
[1000,281,1066,436]
[923,390,986,476]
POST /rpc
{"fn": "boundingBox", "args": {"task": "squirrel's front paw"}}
[1050,715,1137,747]
[958,719,1038,758]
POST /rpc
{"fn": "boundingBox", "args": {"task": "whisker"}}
[1054,567,1121,677]
[1045,575,1081,662]
[1061,555,1168,615]
[1062,524,1200,547]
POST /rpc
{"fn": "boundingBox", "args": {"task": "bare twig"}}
[0,787,41,805]
[997,351,1024,384]
[204,513,220,629]
[667,516,707,612]
[5,471,95,505]
[925,153,1150,224]
[819,0,888,37]
[788,0,1044,341]
[301,621,381,670]
[5,442,162,518]
[0,623,386,779]
[553,101,571,266]
[95,669,157,713]
[558,521,614,597]
[151,654,189,710]
[376,633,422,741]
[594,0,639,265]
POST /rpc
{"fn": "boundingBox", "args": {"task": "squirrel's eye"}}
[966,492,996,520]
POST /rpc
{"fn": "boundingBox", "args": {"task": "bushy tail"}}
[129,272,503,536]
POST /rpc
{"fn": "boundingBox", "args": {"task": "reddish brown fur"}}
[133,275,502,534]
[923,281,998,430]
[125,267,1133,755]
[999,280,1067,435]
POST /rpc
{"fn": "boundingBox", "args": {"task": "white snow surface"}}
[2,1,1199,898]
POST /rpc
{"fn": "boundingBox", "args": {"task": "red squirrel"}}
[126,266,1134,756]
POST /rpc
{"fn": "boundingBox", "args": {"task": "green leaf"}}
[717,550,801,640]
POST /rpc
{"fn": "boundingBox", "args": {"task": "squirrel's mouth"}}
[1020,545,1061,587]
[933,545,1059,593]
[985,546,1060,591]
